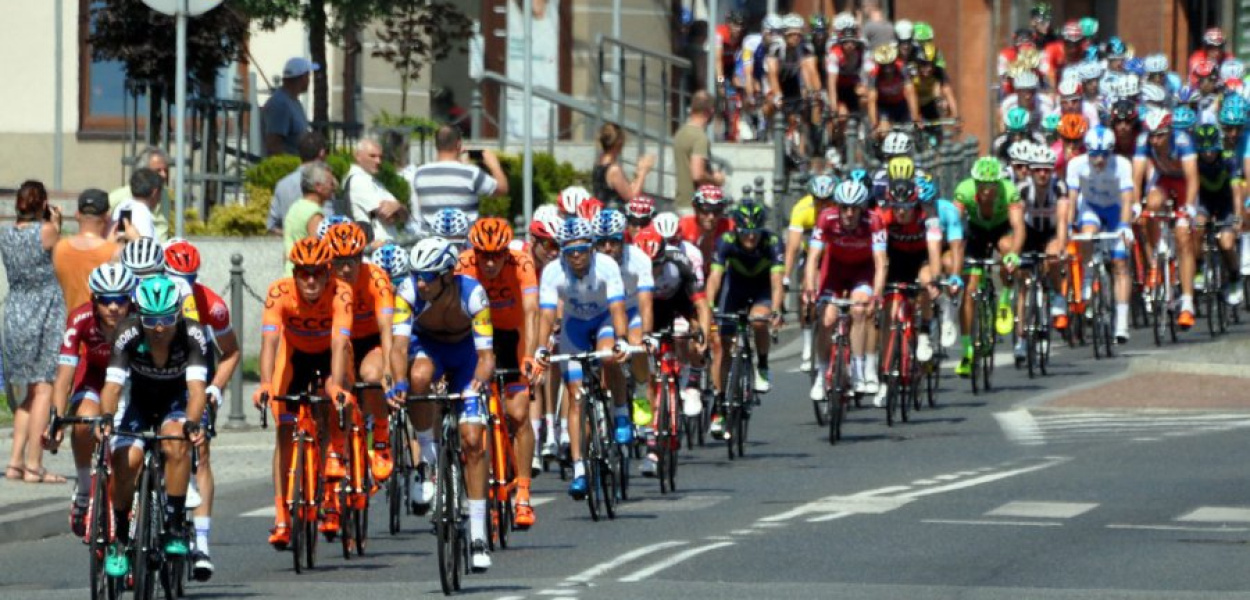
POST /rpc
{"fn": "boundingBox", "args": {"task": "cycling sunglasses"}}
[478,249,510,263]
[413,271,444,283]
[332,255,362,268]
[594,236,624,247]
[562,243,593,256]
[140,313,179,329]
[293,266,328,279]
[536,238,560,253]
[94,294,131,307]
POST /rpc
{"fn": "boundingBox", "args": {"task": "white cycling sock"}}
[801,327,814,360]
[194,516,210,555]
[544,413,555,436]
[75,468,91,500]
[560,418,569,436]
[573,460,586,478]
[1115,303,1129,330]
[415,429,436,465]
[865,354,879,380]
[851,356,865,381]
[468,499,486,543]
[530,418,542,443]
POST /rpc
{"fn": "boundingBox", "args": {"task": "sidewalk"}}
[0,382,270,544]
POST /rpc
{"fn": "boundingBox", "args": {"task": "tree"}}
[372,1,475,116]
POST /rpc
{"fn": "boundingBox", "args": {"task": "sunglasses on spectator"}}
[140,313,179,329]
[94,294,130,307]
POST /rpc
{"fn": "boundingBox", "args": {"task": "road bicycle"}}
[336,381,382,559]
[714,310,771,459]
[47,411,117,600]
[1197,216,1237,336]
[819,297,860,444]
[259,388,331,574]
[386,388,415,535]
[485,368,523,549]
[1071,232,1121,360]
[964,258,999,394]
[646,327,693,494]
[1138,205,1180,345]
[878,282,924,426]
[1016,252,1057,378]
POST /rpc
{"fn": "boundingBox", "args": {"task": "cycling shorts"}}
[877,99,911,124]
[1147,173,1188,207]
[350,333,382,373]
[70,385,101,408]
[654,295,697,333]
[1076,204,1128,260]
[111,388,187,453]
[717,275,772,336]
[836,82,862,113]
[1198,189,1235,223]
[886,248,927,284]
[559,312,615,384]
[626,307,643,332]
[493,328,527,396]
[820,260,875,298]
[412,335,486,425]
[965,222,1014,260]
[1022,226,1057,254]
[271,346,333,426]
[920,102,942,121]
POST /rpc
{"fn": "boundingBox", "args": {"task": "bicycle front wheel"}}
[88,468,111,600]
[133,468,160,600]
[291,438,305,573]
[436,439,460,595]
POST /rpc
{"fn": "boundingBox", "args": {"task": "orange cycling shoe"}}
[1178,310,1195,329]
[325,453,347,480]
[320,510,341,536]
[268,524,290,549]
[370,446,393,481]
[1054,314,1068,330]
[514,502,535,530]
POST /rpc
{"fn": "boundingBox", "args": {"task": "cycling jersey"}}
[912,65,950,106]
[865,59,910,104]
[711,231,785,279]
[877,207,941,282]
[399,274,493,351]
[106,317,210,390]
[768,39,816,98]
[342,263,395,339]
[188,283,231,338]
[679,215,734,247]
[1018,178,1069,236]
[929,199,965,242]
[652,247,706,327]
[677,240,706,286]
[1197,152,1243,221]
[739,34,767,88]
[58,303,113,396]
[826,41,867,88]
[615,244,655,314]
[954,178,1021,230]
[456,248,539,332]
[403,274,492,409]
[1065,154,1134,209]
[788,194,830,233]
[261,278,354,354]
[716,24,743,78]
[539,253,626,321]
[811,206,883,264]
[1134,130,1197,178]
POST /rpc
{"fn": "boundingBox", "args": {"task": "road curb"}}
[1128,357,1250,379]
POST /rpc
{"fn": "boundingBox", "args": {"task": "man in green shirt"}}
[109,146,172,242]
[674,91,725,212]
[283,161,334,273]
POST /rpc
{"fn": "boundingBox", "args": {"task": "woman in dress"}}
[3,180,66,483]
[592,122,655,210]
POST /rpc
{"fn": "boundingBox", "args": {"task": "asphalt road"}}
[5,321,1250,599]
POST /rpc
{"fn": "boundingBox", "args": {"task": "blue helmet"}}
[808,175,838,200]
[557,217,595,245]
[1219,94,1247,126]
[591,209,628,240]
[316,214,353,239]
[1177,85,1199,105]
[914,173,938,204]
[847,168,871,186]
[369,243,410,282]
[1123,57,1145,76]
[1084,125,1116,153]
[1172,106,1198,131]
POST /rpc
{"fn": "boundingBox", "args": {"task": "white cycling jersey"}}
[539,252,626,321]
[679,240,705,286]
[1065,153,1135,209]
[616,245,655,311]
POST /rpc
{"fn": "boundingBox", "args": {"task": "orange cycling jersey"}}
[262,278,354,353]
[455,248,538,332]
[343,263,395,339]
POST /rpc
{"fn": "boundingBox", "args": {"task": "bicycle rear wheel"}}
[436,440,459,595]
[133,468,159,600]
[88,468,110,600]
[603,448,621,520]
[725,357,745,460]
[291,439,305,573]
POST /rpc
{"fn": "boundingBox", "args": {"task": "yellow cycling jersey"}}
[789,194,819,233]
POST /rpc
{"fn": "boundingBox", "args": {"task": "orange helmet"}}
[468,217,514,252]
[290,237,333,268]
[1057,113,1089,141]
[324,222,367,257]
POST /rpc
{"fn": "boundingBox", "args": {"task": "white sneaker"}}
[753,369,771,393]
[799,357,813,372]
[186,480,202,510]
[809,378,825,401]
[641,454,658,477]
[862,375,880,396]
[1013,339,1027,361]
[541,439,558,458]
[1228,283,1244,307]
[412,464,435,509]
[681,388,703,417]
[940,312,958,348]
[872,386,887,408]
[470,541,492,571]
[853,375,867,395]
[916,334,934,362]
[532,455,544,472]
[1242,253,1250,276]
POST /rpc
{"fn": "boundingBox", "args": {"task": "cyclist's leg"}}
[356,339,391,479]
[560,314,606,485]
[1098,209,1133,336]
[109,399,152,547]
[496,331,534,510]
[157,398,192,549]
[267,344,305,531]
[1174,195,1198,317]
[69,388,101,508]
[407,349,438,467]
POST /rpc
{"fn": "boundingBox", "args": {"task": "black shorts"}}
[966,222,1013,260]
[718,274,773,315]
[886,248,927,284]
[287,349,332,396]
[1198,190,1235,223]
[350,333,382,373]
[1022,226,1055,254]
[654,293,697,331]
[919,102,942,121]
[493,329,525,389]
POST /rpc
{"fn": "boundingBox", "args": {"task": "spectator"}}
[109,146,171,240]
[1,181,66,484]
[110,167,163,242]
[52,189,119,310]
[268,131,330,234]
[673,91,725,212]
[860,0,895,50]
[593,122,655,209]
[284,161,334,273]
[263,57,318,157]
[411,125,509,230]
[344,138,408,244]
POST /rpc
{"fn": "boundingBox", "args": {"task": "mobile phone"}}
[42,207,52,221]
[467,149,484,162]
[118,209,133,226]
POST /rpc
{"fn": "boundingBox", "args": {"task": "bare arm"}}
[51,363,76,418]
[1183,157,1199,209]
[804,243,824,295]
[1008,204,1027,255]
[784,228,804,285]
[100,382,123,419]
[482,149,510,197]
[255,331,279,407]
[306,213,325,239]
[522,292,539,360]
[210,331,241,392]
[941,83,959,120]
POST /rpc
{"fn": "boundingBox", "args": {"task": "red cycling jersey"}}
[866,60,909,104]
[826,43,866,88]
[57,303,113,393]
[876,207,938,254]
[716,24,742,76]
[191,282,231,336]
[813,206,883,266]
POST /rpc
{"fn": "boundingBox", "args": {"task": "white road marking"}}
[806,512,854,523]
[565,540,688,583]
[993,409,1045,445]
[618,542,736,582]
[1177,506,1250,523]
[922,519,1064,527]
[1107,523,1250,533]
[894,456,1070,500]
[986,501,1098,519]
[240,506,276,518]
[537,590,580,596]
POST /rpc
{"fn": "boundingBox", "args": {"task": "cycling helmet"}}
[289,237,333,268]
[886,178,918,206]
[1204,27,1226,47]
[1005,106,1032,133]
[468,217,514,252]
[872,44,898,66]
[325,222,367,257]
[971,156,1004,182]
[1105,36,1127,59]
[1084,125,1116,153]
[693,184,726,207]
[882,130,914,155]
[163,239,200,276]
[894,19,913,41]
[134,276,181,317]
[1110,99,1139,122]
[653,212,681,240]
[530,204,564,240]
[1142,109,1173,133]
[918,42,940,64]
[591,208,628,240]
[625,194,656,220]
[1079,61,1104,81]
[558,186,591,216]
[1193,124,1223,153]
[1221,59,1245,81]
[731,202,767,231]
[848,168,871,186]
[1118,75,1141,98]
[89,263,137,296]
[1062,20,1083,42]
[1016,46,1042,71]
[1141,83,1167,105]
[409,237,459,274]
[315,214,352,240]
[1041,113,1061,134]
[1030,145,1058,168]
[1177,85,1199,104]
[808,14,826,33]
[1219,94,1246,126]
[1013,28,1034,47]
[914,21,934,42]
[1125,57,1146,77]
[763,13,784,33]
[1079,17,1099,39]
[808,175,837,200]
[726,10,746,26]
[1172,106,1198,130]
[1057,113,1090,140]
[1012,70,1040,90]
[577,197,603,221]
[833,180,870,207]
[429,208,471,239]
[1193,60,1217,79]
[782,13,804,32]
[557,217,595,245]
[1031,2,1053,19]
[833,12,856,36]
[914,173,938,204]
[1143,54,1169,74]
[1008,140,1036,165]
[1057,79,1082,98]
[369,243,411,281]
[121,237,165,277]
[633,229,666,263]
[887,156,915,181]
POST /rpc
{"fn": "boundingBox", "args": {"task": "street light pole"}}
[522,0,533,226]
[174,0,187,238]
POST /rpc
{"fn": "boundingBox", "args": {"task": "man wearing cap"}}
[52,189,119,310]
[263,57,318,157]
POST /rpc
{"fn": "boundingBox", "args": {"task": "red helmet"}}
[693,184,725,207]
[1061,20,1082,42]
[577,197,604,221]
[626,194,656,220]
[633,228,666,262]
[1193,60,1217,78]
[163,240,201,276]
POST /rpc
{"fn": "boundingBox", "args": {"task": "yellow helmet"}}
[872,43,899,65]
[1014,47,1041,70]
[887,156,915,181]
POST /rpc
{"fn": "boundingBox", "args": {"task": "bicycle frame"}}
[550,349,624,521]
[407,390,477,595]
[880,282,922,426]
[486,368,522,548]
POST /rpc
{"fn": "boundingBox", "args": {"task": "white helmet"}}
[1079,61,1104,81]
[1140,82,1167,104]
[1008,140,1036,164]
[894,19,914,41]
[1030,144,1058,167]
[882,131,914,155]
[1118,75,1140,97]
[652,212,680,240]
[782,13,804,32]
[833,12,856,33]
[591,209,628,239]
[833,180,870,207]
[408,237,459,274]
[1013,70,1040,90]
[89,263,137,296]
[1143,53,1169,74]
[316,215,352,239]
[531,204,564,240]
[1057,79,1082,98]
[1220,59,1245,81]
[558,186,591,217]
[763,13,784,33]
[121,237,165,277]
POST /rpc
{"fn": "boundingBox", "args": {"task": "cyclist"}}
[624,194,656,242]
[162,240,240,580]
[1133,109,1200,329]
[98,275,211,579]
[526,204,568,462]
[47,264,135,538]
[403,237,496,571]
[121,236,167,281]
[995,106,1049,162]
[324,222,397,486]
[706,202,784,436]
[913,42,959,130]
[680,185,735,278]
[1108,100,1140,159]
[894,20,917,72]
[254,238,354,547]
[1051,21,1087,82]
[714,11,748,138]
[742,14,783,138]
[1189,28,1228,87]
[916,172,966,348]
[825,12,869,145]
[953,157,1025,376]
[456,217,541,528]
[1143,53,1183,96]
[803,179,886,401]
[866,44,922,141]
[764,14,820,128]
[1192,124,1246,306]
[1017,143,1072,335]
[655,211,706,284]
[999,71,1054,132]
[1056,80,1101,131]
[784,175,838,372]
[1068,126,1136,341]
[532,218,631,500]
[1030,3,1058,47]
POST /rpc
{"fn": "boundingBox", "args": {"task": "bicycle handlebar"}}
[1070,232,1124,242]
[44,408,112,455]
[548,345,645,364]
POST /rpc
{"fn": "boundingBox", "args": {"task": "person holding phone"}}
[410,125,510,235]
[110,167,162,242]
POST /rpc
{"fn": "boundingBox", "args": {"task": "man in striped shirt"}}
[412,125,510,233]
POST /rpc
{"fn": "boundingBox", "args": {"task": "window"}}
[78,0,150,133]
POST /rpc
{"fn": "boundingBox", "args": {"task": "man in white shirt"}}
[345,138,407,244]
[110,167,163,242]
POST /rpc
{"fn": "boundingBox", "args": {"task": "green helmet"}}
[1041,112,1061,133]
[1079,17,1098,39]
[135,275,181,317]
[971,157,1004,183]
[914,21,934,42]
[731,202,768,231]
[1005,107,1031,133]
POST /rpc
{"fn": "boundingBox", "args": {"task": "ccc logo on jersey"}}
[288,316,334,332]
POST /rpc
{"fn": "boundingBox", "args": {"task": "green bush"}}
[495,152,587,219]
[203,185,270,236]
[372,111,441,136]
[243,155,301,191]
